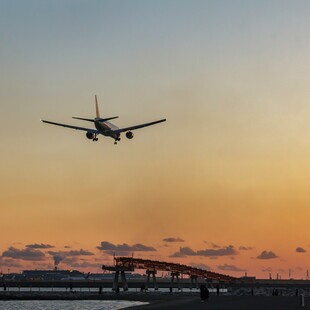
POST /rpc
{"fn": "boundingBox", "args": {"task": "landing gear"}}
[114,137,121,145]
[92,134,98,141]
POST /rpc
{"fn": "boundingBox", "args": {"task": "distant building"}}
[239,275,256,282]
[22,270,84,281]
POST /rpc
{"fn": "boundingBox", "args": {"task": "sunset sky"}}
[1,0,310,279]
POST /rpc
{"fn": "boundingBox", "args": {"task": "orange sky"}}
[1,1,310,279]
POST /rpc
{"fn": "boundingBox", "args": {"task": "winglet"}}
[95,95,100,118]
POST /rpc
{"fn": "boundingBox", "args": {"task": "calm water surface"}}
[0,300,148,310]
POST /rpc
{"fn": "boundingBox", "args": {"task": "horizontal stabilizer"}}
[72,116,119,122]
[72,117,94,122]
[97,116,119,122]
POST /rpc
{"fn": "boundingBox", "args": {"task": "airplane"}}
[41,96,166,144]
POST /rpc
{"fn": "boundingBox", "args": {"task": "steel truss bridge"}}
[102,257,236,291]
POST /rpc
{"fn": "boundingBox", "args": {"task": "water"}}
[0,287,225,293]
[0,300,148,310]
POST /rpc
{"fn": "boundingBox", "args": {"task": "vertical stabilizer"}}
[95,95,100,118]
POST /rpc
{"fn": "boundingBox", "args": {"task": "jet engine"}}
[126,131,134,139]
[86,132,94,140]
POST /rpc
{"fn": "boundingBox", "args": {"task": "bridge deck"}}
[103,257,236,283]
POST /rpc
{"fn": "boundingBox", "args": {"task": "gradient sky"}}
[1,0,310,279]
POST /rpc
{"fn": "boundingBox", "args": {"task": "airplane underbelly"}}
[95,122,119,139]
[95,122,108,133]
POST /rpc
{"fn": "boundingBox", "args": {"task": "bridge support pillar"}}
[190,275,198,290]
[145,270,158,290]
[171,272,181,290]
[121,271,128,291]
[112,270,119,291]
[112,270,128,291]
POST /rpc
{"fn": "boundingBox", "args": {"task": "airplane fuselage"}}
[94,119,120,140]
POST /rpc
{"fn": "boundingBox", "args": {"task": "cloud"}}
[63,257,101,269]
[211,243,221,249]
[204,241,221,248]
[48,249,94,257]
[257,251,278,260]
[190,263,211,271]
[169,252,186,258]
[218,264,247,272]
[2,247,45,261]
[296,247,307,253]
[179,247,197,256]
[66,249,94,256]
[197,245,237,256]
[25,243,54,249]
[163,237,185,243]
[0,258,24,268]
[239,246,254,251]
[97,241,156,255]
[47,249,94,267]
[170,245,237,258]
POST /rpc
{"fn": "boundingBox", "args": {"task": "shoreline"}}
[1,293,309,310]
[0,291,197,301]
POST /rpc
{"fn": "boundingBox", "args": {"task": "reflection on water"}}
[0,300,148,310]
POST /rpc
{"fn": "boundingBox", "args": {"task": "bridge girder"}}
[104,257,236,283]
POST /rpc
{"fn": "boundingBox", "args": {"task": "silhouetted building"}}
[22,270,84,280]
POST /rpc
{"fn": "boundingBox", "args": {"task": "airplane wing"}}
[112,119,166,134]
[41,120,99,134]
